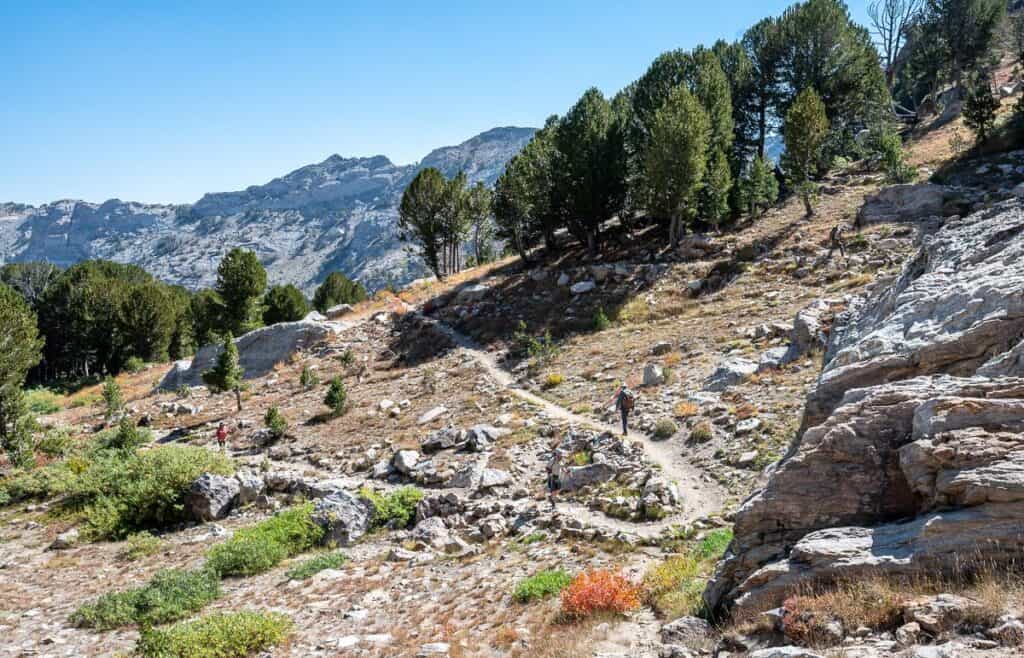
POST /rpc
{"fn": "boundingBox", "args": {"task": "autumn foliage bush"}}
[560,569,640,619]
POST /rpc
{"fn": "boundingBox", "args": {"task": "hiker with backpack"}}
[607,382,635,436]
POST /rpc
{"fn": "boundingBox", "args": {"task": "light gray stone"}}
[186,473,240,522]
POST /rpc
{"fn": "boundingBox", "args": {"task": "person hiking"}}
[546,451,562,510]
[828,223,847,260]
[215,422,229,451]
[607,382,635,437]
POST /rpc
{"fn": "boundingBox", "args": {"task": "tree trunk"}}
[234,388,242,412]
[757,102,767,159]
[669,216,680,249]
[802,193,814,217]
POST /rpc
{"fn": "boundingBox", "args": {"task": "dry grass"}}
[674,401,699,418]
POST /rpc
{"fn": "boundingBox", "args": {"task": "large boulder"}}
[159,319,339,389]
[706,199,1024,614]
[704,358,758,391]
[186,473,240,522]
[857,183,946,225]
[311,490,373,546]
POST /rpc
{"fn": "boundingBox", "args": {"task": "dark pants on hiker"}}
[828,239,845,259]
[620,409,629,435]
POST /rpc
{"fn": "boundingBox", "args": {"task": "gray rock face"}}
[0,127,535,292]
[706,200,1024,614]
[186,473,240,522]
[311,490,373,546]
[160,319,339,389]
[857,183,946,225]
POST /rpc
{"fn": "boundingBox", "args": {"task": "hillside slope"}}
[0,126,535,292]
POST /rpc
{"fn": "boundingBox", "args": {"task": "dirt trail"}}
[427,316,726,525]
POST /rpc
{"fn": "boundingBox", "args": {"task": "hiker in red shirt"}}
[216,422,229,451]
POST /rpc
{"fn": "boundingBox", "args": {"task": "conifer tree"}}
[202,333,246,411]
[783,88,829,216]
[643,87,711,247]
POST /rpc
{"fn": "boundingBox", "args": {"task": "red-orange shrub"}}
[560,569,641,619]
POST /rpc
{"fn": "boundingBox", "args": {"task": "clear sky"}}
[2,1,872,206]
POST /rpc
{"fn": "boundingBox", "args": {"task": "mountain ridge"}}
[0,126,536,292]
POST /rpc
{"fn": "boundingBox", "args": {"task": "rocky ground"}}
[2,88,1024,658]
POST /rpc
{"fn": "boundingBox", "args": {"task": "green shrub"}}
[324,377,348,417]
[124,356,146,374]
[338,348,355,367]
[285,551,348,580]
[513,569,573,603]
[102,377,124,420]
[95,418,151,452]
[542,372,564,389]
[570,450,592,466]
[121,531,163,561]
[136,610,292,658]
[65,445,234,540]
[642,527,735,619]
[693,528,733,560]
[263,406,288,440]
[24,388,61,415]
[513,321,558,362]
[653,418,678,439]
[36,428,73,457]
[299,365,319,390]
[71,568,220,630]
[359,486,423,530]
[593,307,611,331]
[690,421,713,443]
[206,504,323,577]
[69,393,101,408]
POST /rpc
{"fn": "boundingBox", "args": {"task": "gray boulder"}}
[392,449,420,475]
[455,283,490,304]
[235,471,265,505]
[160,319,338,389]
[186,473,240,522]
[311,490,373,546]
[477,468,512,490]
[704,358,757,391]
[643,363,666,387]
[660,615,713,645]
[857,182,945,225]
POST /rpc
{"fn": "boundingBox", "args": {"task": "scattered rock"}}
[418,406,449,425]
[857,182,946,225]
[50,528,79,550]
[570,280,596,295]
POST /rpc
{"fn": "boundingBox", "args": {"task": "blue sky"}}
[2,1,872,205]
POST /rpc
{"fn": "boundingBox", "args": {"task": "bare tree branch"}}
[868,0,924,89]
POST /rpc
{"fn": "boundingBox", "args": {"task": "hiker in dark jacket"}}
[607,382,635,436]
[828,223,847,259]
[546,451,562,510]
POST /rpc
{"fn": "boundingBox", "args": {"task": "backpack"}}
[620,388,635,412]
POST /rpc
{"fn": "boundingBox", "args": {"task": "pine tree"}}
[324,376,348,418]
[701,148,733,229]
[215,248,267,336]
[0,282,43,467]
[102,376,124,422]
[555,87,627,255]
[784,88,829,216]
[741,156,780,217]
[399,168,452,279]
[643,87,711,248]
[263,284,310,325]
[312,272,367,313]
[962,74,1000,142]
[202,333,246,411]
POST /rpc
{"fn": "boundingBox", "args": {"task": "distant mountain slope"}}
[0,126,535,292]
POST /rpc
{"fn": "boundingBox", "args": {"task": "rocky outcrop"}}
[707,199,1024,614]
[159,319,340,389]
[857,183,946,225]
